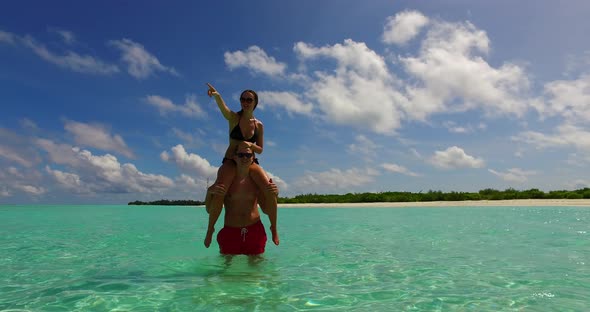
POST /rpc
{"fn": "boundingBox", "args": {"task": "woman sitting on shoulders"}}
[204,83,279,248]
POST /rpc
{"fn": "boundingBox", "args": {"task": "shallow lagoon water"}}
[1,205,589,311]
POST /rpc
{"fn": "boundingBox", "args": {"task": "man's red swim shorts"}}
[216,219,267,255]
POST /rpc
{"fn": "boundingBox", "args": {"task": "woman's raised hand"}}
[206,83,219,97]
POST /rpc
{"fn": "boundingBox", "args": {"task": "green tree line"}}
[129,188,590,205]
[277,188,590,204]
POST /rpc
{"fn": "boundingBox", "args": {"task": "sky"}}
[1,1,590,204]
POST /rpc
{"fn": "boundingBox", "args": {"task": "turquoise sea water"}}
[1,205,589,311]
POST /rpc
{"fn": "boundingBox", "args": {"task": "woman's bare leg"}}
[249,163,279,246]
[204,161,236,248]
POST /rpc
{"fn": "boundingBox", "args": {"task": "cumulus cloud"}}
[0,166,45,197]
[14,184,46,195]
[0,145,35,167]
[37,139,173,194]
[513,124,590,153]
[224,45,287,77]
[171,128,204,148]
[400,20,533,121]
[292,167,379,193]
[161,144,218,179]
[381,163,421,177]
[540,74,590,123]
[382,10,429,45]
[348,135,381,158]
[257,91,313,115]
[64,120,135,159]
[239,11,544,136]
[443,121,474,134]
[21,35,119,75]
[294,39,407,134]
[110,38,178,79]
[265,170,288,193]
[488,168,536,183]
[429,146,485,169]
[0,128,40,167]
[45,166,88,193]
[145,94,207,118]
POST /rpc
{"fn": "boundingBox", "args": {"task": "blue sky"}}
[1,1,590,204]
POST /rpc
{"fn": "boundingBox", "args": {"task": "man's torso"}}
[223,175,260,227]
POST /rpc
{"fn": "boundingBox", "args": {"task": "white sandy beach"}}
[279,199,590,208]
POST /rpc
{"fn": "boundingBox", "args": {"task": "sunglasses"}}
[236,152,253,158]
[240,97,254,104]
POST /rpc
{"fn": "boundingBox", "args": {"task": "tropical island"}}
[129,188,590,205]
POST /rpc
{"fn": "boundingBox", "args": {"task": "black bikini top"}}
[229,118,258,143]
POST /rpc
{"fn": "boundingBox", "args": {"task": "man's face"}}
[234,147,253,167]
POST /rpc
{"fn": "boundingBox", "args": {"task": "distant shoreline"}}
[278,199,590,208]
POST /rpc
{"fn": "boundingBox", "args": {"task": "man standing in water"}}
[204,142,279,255]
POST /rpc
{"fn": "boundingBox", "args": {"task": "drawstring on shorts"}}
[241,227,248,242]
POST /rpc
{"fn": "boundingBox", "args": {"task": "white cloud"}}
[0,129,40,167]
[443,121,473,134]
[253,12,540,135]
[257,91,313,116]
[382,10,429,45]
[161,144,218,179]
[567,179,590,190]
[513,124,590,153]
[145,94,207,118]
[224,45,287,77]
[0,29,16,44]
[488,168,536,183]
[36,139,83,166]
[400,20,533,121]
[429,146,485,169]
[45,166,88,193]
[160,150,170,162]
[294,39,408,134]
[541,74,590,123]
[110,38,178,79]
[265,170,288,193]
[20,118,39,130]
[295,39,391,79]
[0,188,11,197]
[37,139,173,194]
[21,35,119,75]
[49,28,75,44]
[293,167,379,192]
[410,148,422,159]
[563,51,590,77]
[171,128,204,148]
[0,166,45,198]
[7,166,23,178]
[348,135,380,157]
[14,184,46,196]
[64,120,135,158]
[0,145,34,167]
[381,163,421,177]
